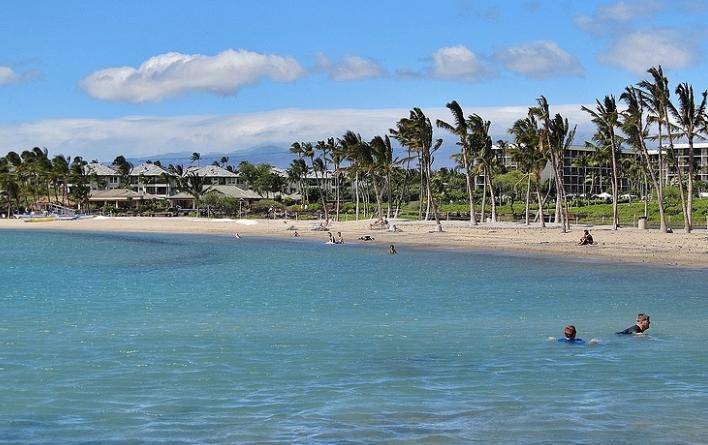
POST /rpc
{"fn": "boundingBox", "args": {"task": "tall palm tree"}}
[509,115,548,226]
[640,65,689,233]
[393,108,443,229]
[670,82,707,232]
[340,131,367,220]
[582,96,622,230]
[436,100,478,225]
[468,114,497,222]
[620,86,668,232]
[530,96,572,232]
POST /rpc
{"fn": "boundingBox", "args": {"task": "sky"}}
[1,0,707,164]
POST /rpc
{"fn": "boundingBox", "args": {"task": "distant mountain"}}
[126,129,596,170]
[129,145,293,169]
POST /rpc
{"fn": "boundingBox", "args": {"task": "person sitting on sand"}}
[616,313,651,335]
[578,229,594,245]
[389,244,397,255]
[336,232,343,244]
[293,231,299,238]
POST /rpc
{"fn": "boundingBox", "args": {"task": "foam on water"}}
[1,229,707,444]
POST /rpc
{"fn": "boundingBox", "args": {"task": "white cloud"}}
[0,66,20,85]
[497,41,583,79]
[0,105,595,162]
[575,0,664,33]
[599,30,699,74]
[316,54,383,81]
[431,45,491,81]
[80,49,305,103]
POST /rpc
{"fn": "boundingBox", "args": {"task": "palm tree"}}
[191,152,201,168]
[670,82,707,232]
[436,100,478,225]
[582,96,622,230]
[178,171,212,215]
[640,65,689,233]
[369,135,396,218]
[468,114,497,222]
[620,86,668,232]
[530,96,572,232]
[509,115,548,226]
[340,131,367,220]
[392,108,443,229]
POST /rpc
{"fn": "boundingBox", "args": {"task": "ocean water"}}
[1,229,707,444]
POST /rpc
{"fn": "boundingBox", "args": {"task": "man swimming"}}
[616,313,651,335]
[556,325,585,344]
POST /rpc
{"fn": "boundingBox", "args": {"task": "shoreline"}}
[1,216,707,269]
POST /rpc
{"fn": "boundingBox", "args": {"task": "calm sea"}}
[1,229,707,444]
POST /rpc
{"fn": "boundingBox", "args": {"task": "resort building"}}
[129,163,175,197]
[650,142,708,188]
[84,162,122,190]
[184,165,240,186]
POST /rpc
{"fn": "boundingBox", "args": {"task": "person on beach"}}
[234,233,241,239]
[336,232,343,244]
[327,232,334,244]
[389,244,397,255]
[616,313,651,335]
[293,231,299,238]
[578,230,594,245]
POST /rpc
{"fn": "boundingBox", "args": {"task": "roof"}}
[129,163,171,177]
[84,162,118,176]
[209,185,262,199]
[88,189,159,201]
[184,165,238,178]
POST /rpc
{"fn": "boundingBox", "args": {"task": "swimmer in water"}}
[616,313,650,335]
[549,325,599,344]
[557,325,585,344]
[234,233,241,239]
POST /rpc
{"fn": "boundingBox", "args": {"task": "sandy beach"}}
[2,216,707,268]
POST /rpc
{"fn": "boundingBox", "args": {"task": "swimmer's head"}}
[637,313,650,331]
[564,325,577,339]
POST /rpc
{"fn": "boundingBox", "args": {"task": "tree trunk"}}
[461,149,477,226]
[524,175,531,225]
[355,171,360,221]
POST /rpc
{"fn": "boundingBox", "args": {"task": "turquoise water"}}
[1,229,707,444]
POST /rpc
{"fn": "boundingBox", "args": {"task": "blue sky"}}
[1,0,707,162]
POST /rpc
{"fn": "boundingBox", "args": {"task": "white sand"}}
[1,216,707,268]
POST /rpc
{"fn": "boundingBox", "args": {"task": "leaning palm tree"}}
[436,100,478,225]
[620,86,668,232]
[669,82,707,232]
[582,96,622,230]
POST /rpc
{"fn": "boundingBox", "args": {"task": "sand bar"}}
[1,217,707,268]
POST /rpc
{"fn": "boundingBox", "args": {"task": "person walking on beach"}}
[389,244,397,255]
[617,313,651,335]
